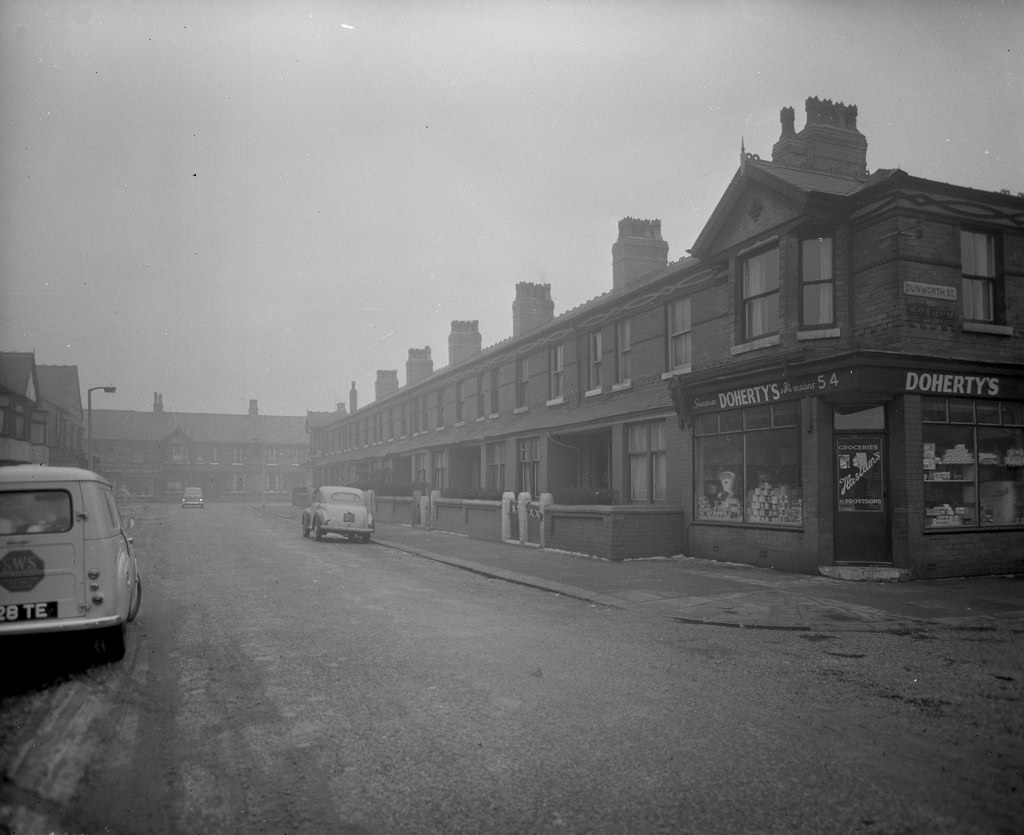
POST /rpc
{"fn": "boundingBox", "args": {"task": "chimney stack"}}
[248,399,259,416]
[406,347,433,386]
[349,382,358,414]
[771,96,868,181]
[611,218,669,290]
[153,392,163,413]
[375,369,400,401]
[512,283,554,337]
[448,320,482,366]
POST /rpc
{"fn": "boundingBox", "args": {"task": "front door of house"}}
[834,433,891,563]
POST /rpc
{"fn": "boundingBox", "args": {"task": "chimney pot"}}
[248,399,258,416]
[375,369,400,400]
[512,283,554,337]
[448,320,482,366]
[611,218,669,290]
[771,96,867,180]
[349,382,358,413]
[406,347,434,386]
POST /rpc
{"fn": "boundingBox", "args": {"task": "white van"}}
[0,465,142,662]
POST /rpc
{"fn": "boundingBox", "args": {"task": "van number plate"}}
[343,513,355,523]
[1,602,57,622]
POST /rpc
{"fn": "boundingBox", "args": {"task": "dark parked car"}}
[302,486,374,542]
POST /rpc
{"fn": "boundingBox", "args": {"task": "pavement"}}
[260,505,1024,633]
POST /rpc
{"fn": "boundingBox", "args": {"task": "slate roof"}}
[746,158,873,196]
[36,365,83,417]
[90,409,307,445]
[306,409,346,432]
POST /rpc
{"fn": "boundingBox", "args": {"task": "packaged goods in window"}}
[923,442,937,471]
[940,444,974,465]
[926,503,971,527]
[746,479,802,525]
[1005,448,1024,467]
[697,469,743,520]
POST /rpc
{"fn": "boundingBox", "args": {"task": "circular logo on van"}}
[0,550,45,592]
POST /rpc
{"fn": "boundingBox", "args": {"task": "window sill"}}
[584,387,603,399]
[455,421,465,428]
[963,321,1014,336]
[513,406,528,415]
[546,396,565,407]
[662,366,691,379]
[435,426,445,432]
[797,327,841,341]
[611,381,632,392]
[488,413,500,420]
[731,334,780,355]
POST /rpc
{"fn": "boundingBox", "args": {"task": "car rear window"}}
[0,489,73,534]
[327,492,361,504]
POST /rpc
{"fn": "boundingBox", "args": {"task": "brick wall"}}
[547,506,685,560]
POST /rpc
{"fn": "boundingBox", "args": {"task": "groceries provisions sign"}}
[836,438,884,512]
[689,369,853,414]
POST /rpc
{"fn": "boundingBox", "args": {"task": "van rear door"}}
[0,484,84,626]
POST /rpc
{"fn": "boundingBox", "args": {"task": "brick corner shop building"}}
[667,96,1024,580]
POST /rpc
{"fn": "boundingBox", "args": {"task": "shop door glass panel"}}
[834,434,890,563]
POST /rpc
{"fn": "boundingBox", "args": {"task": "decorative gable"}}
[702,181,804,259]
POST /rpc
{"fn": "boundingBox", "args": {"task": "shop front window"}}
[695,402,802,525]
[922,396,1024,528]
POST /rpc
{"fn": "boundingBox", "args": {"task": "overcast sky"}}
[2,0,1021,417]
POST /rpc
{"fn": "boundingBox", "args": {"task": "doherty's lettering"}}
[904,372,999,397]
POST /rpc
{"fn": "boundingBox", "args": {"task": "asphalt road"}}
[1,503,1021,834]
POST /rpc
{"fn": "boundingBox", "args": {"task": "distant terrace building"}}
[0,352,50,465]
[36,364,86,467]
[306,95,1024,579]
[91,394,308,501]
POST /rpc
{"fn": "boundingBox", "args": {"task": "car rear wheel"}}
[314,520,323,541]
[302,522,310,538]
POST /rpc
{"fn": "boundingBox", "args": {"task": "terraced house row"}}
[307,96,1024,579]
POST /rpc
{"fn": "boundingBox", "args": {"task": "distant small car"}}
[302,486,374,543]
[0,465,142,662]
[181,487,204,508]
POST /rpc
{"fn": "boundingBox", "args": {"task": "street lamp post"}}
[87,385,116,471]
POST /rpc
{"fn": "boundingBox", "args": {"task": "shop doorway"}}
[834,433,890,563]
[832,404,890,563]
